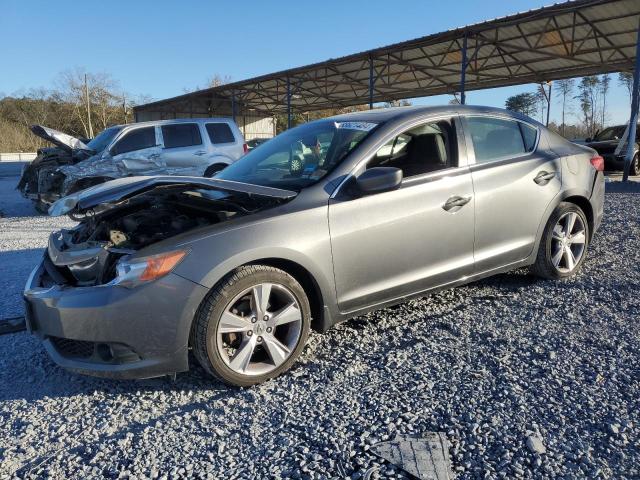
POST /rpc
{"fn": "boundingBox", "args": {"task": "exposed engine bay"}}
[44,186,283,287]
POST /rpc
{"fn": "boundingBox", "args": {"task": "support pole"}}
[459,31,468,105]
[286,77,292,130]
[546,81,552,127]
[623,17,640,182]
[84,73,94,138]
[231,90,236,122]
[369,55,374,110]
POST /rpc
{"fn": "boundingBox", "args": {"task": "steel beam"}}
[460,31,468,105]
[369,55,374,109]
[231,90,236,121]
[546,82,552,127]
[287,76,292,129]
[623,17,640,181]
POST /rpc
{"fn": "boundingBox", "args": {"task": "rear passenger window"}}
[466,117,526,163]
[111,127,156,156]
[206,123,236,144]
[520,123,538,152]
[161,123,202,148]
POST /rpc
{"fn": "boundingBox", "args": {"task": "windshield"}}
[86,126,123,152]
[216,120,378,190]
[594,126,625,141]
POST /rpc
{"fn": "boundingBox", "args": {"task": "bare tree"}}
[55,68,122,138]
[618,72,634,103]
[555,79,574,136]
[208,74,233,88]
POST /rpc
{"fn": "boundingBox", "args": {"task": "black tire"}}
[204,164,227,177]
[531,202,590,280]
[34,199,49,215]
[190,265,311,386]
[630,153,640,177]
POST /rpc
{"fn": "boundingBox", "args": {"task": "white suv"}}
[19,118,247,210]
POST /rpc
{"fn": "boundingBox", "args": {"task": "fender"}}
[204,154,234,168]
[528,186,593,264]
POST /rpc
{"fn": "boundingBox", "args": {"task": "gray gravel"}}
[0,177,639,479]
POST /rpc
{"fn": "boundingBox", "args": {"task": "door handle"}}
[148,153,160,160]
[194,150,207,156]
[442,195,472,212]
[534,171,556,185]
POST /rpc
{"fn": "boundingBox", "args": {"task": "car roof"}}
[327,105,541,126]
[116,117,237,129]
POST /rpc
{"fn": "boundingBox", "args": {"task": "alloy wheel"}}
[550,211,586,273]
[216,282,303,376]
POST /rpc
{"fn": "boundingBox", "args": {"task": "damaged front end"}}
[43,178,296,288]
[17,125,95,210]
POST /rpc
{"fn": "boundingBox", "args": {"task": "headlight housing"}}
[112,249,188,288]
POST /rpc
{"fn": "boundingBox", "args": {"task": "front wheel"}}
[531,202,590,280]
[630,153,640,177]
[191,265,311,386]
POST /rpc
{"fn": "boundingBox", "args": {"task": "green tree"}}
[576,76,601,137]
[600,74,611,127]
[505,92,537,116]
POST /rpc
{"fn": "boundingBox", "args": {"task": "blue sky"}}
[0,0,632,125]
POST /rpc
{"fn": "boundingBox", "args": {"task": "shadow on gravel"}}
[0,248,45,320]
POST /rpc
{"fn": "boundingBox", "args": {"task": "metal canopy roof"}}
[135,0,640,116]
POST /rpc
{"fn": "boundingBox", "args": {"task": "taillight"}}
[590,155,604,172]
[243,143,248,154]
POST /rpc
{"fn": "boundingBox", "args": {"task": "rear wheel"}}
[531,202,589,280]
[204,164,227,177]
[191,265,310,386]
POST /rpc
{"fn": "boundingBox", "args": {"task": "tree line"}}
[505,73,634,139]
[0,68,151,152]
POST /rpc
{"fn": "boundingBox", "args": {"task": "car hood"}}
[48,175,298,216]
[31,125,91,153]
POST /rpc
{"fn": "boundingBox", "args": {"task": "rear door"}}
[205,122,244,162]
[328,116,475,313]
[461,115,561,273]
[158,123,207,168]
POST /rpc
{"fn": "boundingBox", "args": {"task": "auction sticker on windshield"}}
[334,121,377,131]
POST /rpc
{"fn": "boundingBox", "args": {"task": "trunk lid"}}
[31,125,91,153]
[48,175,297,216]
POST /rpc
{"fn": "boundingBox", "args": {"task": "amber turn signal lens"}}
[139,250,188,281]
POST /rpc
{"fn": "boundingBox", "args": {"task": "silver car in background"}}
[25,106,605,386]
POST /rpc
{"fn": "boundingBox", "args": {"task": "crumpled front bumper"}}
[23,258,209,379]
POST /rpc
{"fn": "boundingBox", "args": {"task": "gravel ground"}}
[0,177,638,479]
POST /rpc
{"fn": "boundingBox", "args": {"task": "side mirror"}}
[355,167,402,194]
[585,137,592,142]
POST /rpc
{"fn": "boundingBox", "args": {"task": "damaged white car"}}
[17,118,247,212]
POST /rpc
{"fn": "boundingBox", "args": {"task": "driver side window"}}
[111,127,156,156]
[367,119,456,178]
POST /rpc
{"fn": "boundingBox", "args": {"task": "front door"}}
[328,116,475,313]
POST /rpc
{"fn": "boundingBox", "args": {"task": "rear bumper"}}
[591,171,605,234]
[24,259,209,379]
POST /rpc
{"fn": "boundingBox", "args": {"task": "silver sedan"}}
[25,105,605,386]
